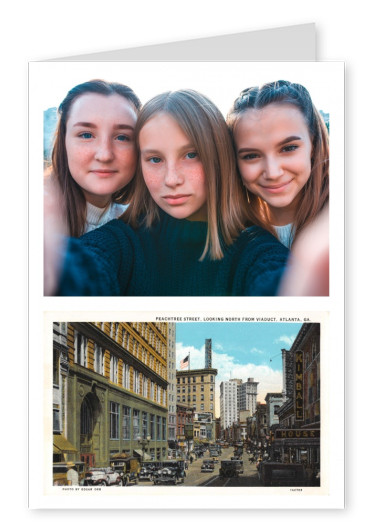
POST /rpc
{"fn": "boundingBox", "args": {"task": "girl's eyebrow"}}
[237,135,302,154]
[141,144,195,155]
[72,121,134,130]
[276,135,302,147]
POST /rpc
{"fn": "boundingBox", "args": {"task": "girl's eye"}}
[116,134,131,142]
[241,153,260,161]
[282,144,299,153]
[149,156,162,164]
[79,132,93,139]
[186,151,198,160]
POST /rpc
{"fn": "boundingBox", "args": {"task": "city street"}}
[136,446,262,487]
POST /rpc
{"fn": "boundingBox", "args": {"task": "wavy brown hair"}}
[50,79,141,237]
[122,89,253,261]
[227,80,329,246]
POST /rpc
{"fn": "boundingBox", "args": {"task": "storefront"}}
[272,429,320,467]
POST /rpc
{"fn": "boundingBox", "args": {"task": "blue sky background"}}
[176,322,302,415]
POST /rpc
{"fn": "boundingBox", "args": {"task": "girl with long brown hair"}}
[227,80,329,249]
[49,79,141,237]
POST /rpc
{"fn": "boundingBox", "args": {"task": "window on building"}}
[143,375,148,398]
[94,344,104,375]
[110,355,118,384]
[162,417,166,441]
[133,409,140,440]
[75,331,87,366]
[53,349,60,386]
[133,370,140,393]
[201,376,204,382]
[110,402,119,439]
[157,416,161,441]
[122,406,131,440]
[200,404,204,410]
[150,414,155,440]
[123,364,130,389]
[142,412,148,439]
[53,408,60,432]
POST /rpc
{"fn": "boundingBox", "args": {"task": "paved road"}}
[136,447,262,487]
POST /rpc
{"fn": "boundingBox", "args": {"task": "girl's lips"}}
[261,180,293,193]
[163,194,191,205]
[91,170,117,178]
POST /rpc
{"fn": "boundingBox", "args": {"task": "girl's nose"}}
[164,162,183,187]
[95,138,114,162]
[264,157,284,180]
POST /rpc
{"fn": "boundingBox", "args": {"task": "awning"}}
[133,448,152,461]
[53,434,78,454]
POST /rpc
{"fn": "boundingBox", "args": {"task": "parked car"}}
[84,467,122,486]
[258,462,307,487]
[110,454,140,486]
[139,463,158,481]
[201,459,215,472]
[219,460,239,478]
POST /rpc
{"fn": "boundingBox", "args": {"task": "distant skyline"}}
[175,322,302,416]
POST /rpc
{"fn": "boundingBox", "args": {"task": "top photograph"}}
[36,62,342,297]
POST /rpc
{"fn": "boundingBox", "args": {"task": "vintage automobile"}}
[139,463,158,481]
[219,460,240,478]
[201,459,215,472]
[84,467,122,486]
[152,460,186,485]
[53,461,86,486]
[153,467,180,485]
[258,462,308,487]
[110,454,140,486]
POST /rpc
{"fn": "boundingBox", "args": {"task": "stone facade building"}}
[176,367,217,416]
[53,322,169,472]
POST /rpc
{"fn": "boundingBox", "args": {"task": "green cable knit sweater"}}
[58,211,289,296]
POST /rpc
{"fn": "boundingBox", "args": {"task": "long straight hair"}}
[123,89,252,260]
[50,79,141,237]
[227,80,329,245]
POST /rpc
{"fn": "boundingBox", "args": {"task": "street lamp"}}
[137,435,151,462]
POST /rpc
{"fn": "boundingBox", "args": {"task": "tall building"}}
[205,339,212,369]
[220,379,239,430]
[220,377,258,432]
[239,378,259,415]
[176,367,217,416]
[167,323,177,445]
[53,321,169,474]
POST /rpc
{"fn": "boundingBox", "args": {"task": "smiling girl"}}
[50,89,289,296]
[49,79,141,237]
[227,80,329,248]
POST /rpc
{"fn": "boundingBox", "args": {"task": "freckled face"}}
[65,93,138,208]
[139,112,207,221]
[234,104,312,225]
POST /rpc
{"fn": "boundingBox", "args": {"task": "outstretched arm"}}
[279,207,329,296]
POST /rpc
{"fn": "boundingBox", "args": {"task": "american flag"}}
[180,355,189,369]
